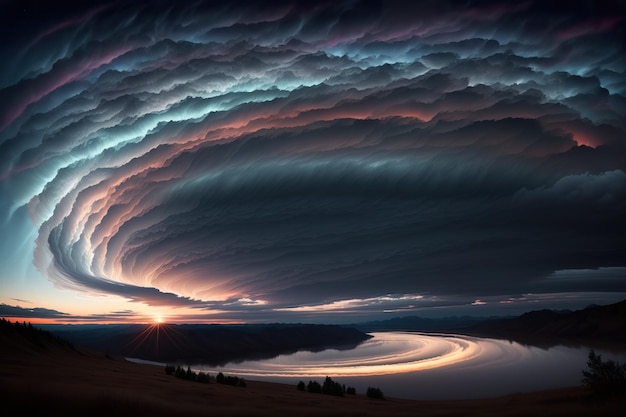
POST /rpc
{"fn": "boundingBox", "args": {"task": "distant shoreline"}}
[128,331,626,401]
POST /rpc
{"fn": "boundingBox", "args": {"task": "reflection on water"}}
[191,332,626,400]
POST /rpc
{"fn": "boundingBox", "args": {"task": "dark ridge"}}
[350,315,494,332]
[0,317,76,355]
[348,300,626,350]
[463,299,626,348]
[47,323,372,365]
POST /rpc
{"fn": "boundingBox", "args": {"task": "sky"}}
[0,0,625,324]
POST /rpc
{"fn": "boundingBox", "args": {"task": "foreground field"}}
[2,323,625,416]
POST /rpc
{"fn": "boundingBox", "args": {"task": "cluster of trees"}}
[296,376,357,397]
[216,371,246,387]
[582,350,626,398]
[164,365,245,387]
[165,364,211,383]
[366,386,385,399]
[0,318,75,350]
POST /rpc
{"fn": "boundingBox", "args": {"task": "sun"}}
[154,316,164,324]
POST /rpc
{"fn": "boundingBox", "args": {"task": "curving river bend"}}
[188,332,626,400]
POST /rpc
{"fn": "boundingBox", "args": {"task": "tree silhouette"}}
[298,377,358,397]
[366,386,384,399]
[582,350,626,398]
[322,376,344,396]
[307,380,322,393]
[0,318,75,351]
[185,366,196,381]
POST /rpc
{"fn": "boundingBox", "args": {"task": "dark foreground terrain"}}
[2,318,625,417]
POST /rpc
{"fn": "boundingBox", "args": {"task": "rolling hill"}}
[2,316,625,416]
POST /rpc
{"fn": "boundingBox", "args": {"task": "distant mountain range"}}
[353,299,626,348]
[462,299,626,347]
[29,299,626,365]
[46,323,371,365]
[351,315,492,332]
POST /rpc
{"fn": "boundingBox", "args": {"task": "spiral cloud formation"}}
[1,0,625,321]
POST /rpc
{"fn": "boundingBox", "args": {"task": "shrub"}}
[366,386,384,399]
[582,350,626,398]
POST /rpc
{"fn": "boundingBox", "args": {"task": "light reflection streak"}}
[125,331,626,400]
[195,332,491,377]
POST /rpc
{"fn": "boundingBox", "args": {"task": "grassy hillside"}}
[2,317,626,416]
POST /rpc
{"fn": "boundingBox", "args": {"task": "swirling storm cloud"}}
[1,0,625,322]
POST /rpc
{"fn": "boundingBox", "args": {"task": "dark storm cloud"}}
[0,0,625,320]
[0,304,69,319]
[0,303,155,323]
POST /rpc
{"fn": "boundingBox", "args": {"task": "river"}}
[130,331,626,400]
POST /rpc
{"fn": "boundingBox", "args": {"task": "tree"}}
[185,366,196,381]
[175,365,186,379]
[366,386,384,399]
[307,380,322,393]
[216,372,225,384]
[322,376,344,396]
[346,386,356,395]
[582,350,626,398]
[297,380,306,391]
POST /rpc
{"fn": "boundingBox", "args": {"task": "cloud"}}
[0,304,162,323]
[0,304,69,319]
[0,0,625,321]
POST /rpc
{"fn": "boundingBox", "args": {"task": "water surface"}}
[189,332,626,400]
